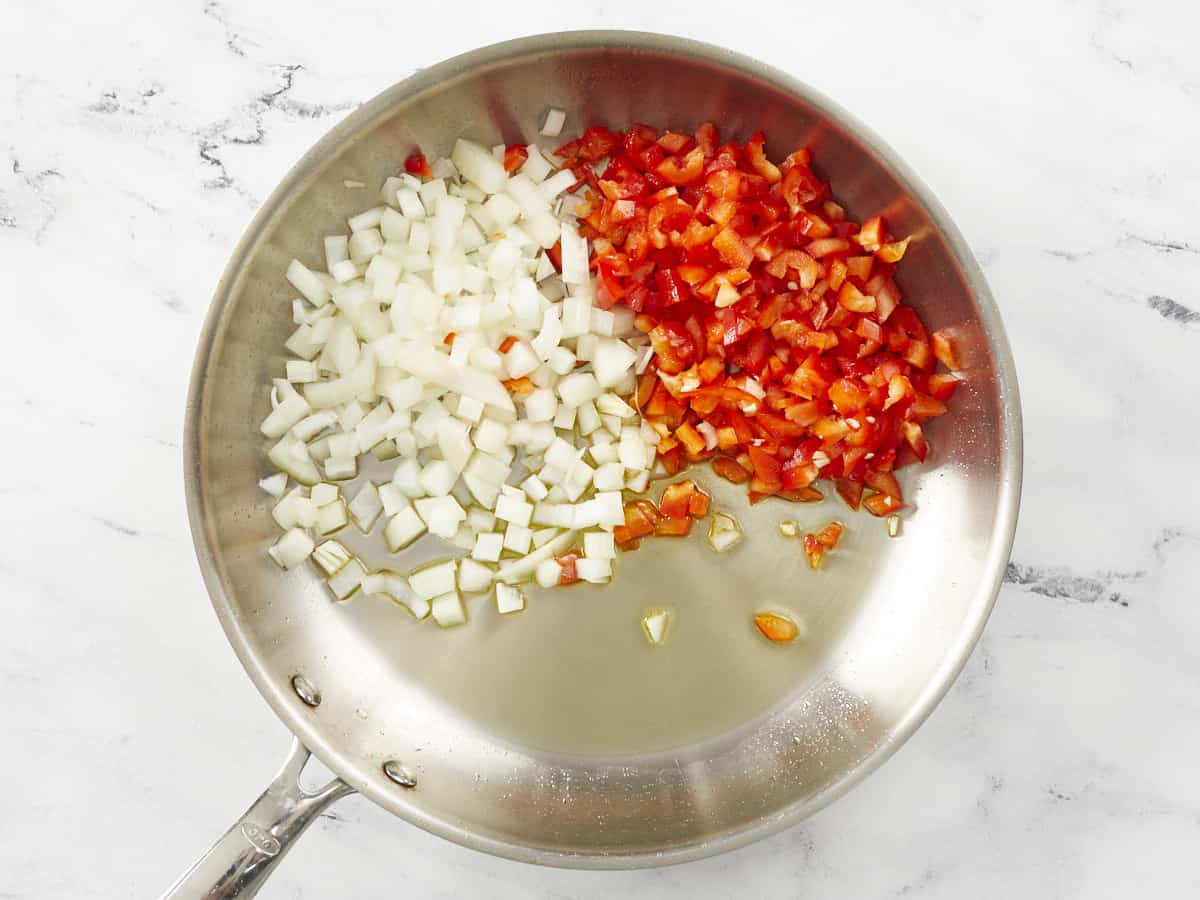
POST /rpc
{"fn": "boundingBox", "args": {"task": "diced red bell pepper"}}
[548,122,956,517]
[501,376,534,395]
[877,237,910,263]
[754,612,800,642]
[556,552,580,585]
[675,422,707,457]
[744,132,781,184]
[902,421,929,461]
[778,486,825,503]
[836,478,864,510]
[926,373,960,401]
[863,492,903,516]
[404,153,431,177]
[648,321,696,374]
[656,147,705,185]
[654,515,693,536]
[865,469,903,500]
[659,481,698,518]
[931,329,960,370]
[747,445,783,492]
[854,216,884,252]
[503,144,529,174]
[713,456,751,483]
[713,227,755,268]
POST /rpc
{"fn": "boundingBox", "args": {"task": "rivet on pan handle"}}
[157,736,354,900]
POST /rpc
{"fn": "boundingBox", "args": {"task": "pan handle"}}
[158,737,355,900]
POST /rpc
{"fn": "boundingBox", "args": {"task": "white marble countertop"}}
[4,1,1199,897]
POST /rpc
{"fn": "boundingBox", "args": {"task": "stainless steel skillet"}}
[168,30,1022,898]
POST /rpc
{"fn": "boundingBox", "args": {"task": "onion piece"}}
[626,470,650,494]
[451,138,508,194]
[310,482,339,507]
[503,523,533,554]
[348,482,383,532]
[258,473,288,498]
[540,169,577,201]
[304,355,376,409]
[273,489,317,529]
[408,560,458,600]
[558,222,590,285]
[375,340,513,412]
[360,571,425,617]
[495,530,578,584]
[261,385,311,438]
[458,559,494,593]
[534,558,561,587]
[268,435,320,485]
[268,528,314,570]
[430,591,467,627]
[583,531,615,560]
[315,499,348,535]
[312,539,352,575]
[495,582,526,614]
[471,532,504,563]
[531,527,560,548]
[378,483,410,516]
[540,107,566,137]
[595,392,635,418]
[286,259,331,307]
[575,557,611,583]
[327,557,367,600]
[708,513,744,552]
[641,609,670,646]
[384,507,426,551]
[414,495,466,538]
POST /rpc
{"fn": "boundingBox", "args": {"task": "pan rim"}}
[183,28,1023,868]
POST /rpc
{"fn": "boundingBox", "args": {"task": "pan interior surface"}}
[187,32,1020,865]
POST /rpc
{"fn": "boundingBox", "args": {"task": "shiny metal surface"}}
[158,739,352,899]
[182,30,1022,873]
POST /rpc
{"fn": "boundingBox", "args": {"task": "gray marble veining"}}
[2,0,1198,897]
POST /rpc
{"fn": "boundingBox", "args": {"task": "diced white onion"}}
[312,539,352,575]
[268,528,314,569]
[286,260,331,307]
[414,495,466,538]
[430,591,467,627]
[583,531,615,560]
[495,582,526,614]
[642,609,670,646]
[348,481,382,531]
[409,560,458,600]
[534,558,561,588]
[261,132,678,616]
[452,138,508,195]
[540,108,566,137]
[258,472,288,498]
[316,499,348,534]
[495,531,577,583]
[458,558,494,593]
[310,482,339,507]
[327,557,367,600]
[575,557,611,584]
[708,513,743,553]
[385,507,426,551]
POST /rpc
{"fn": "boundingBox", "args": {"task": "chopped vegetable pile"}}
[258,110,961,641]
[264,134,661,623]
[556,123,959,515]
